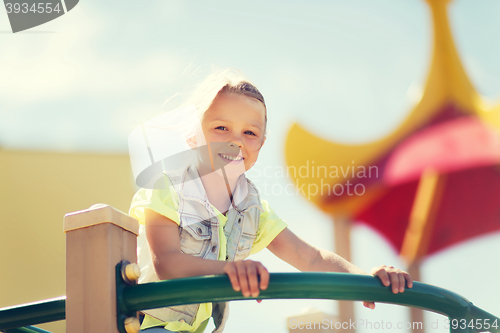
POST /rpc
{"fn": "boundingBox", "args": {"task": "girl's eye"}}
[245,130,257,136]
[215,126,227,131]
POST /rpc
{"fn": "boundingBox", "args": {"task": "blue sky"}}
[1,1,499,332]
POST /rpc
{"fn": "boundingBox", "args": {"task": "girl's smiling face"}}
[197,92,266,176]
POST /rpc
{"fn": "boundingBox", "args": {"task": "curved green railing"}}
[3,326,54,333]
[117,272,500,333]
[1,271,499,333]
[0,297,65,332]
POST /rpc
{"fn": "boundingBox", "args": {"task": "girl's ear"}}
[186,136,197,149]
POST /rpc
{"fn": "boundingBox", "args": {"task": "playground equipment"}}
[0,205,499,333]
[284,0,500,328]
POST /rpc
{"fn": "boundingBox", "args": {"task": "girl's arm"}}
[144,208,269,298]
[267,227,413,309]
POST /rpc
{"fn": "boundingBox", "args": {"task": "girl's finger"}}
[256,263,269,290]
[363,301,375,309]
[398,273,405,293]
[375,269,390,287]
[237,264,251,297]
[225,264,240,292]
[404,272,413,288]
[389,272,400,294]
[246,264,260,298]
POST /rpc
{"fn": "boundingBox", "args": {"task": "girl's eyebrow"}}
[208,117,229,123]
[208,118,263,131]
[246,123,263,131]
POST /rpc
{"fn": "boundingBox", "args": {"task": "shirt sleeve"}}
[129,175,181,225]
[250,199,288,254]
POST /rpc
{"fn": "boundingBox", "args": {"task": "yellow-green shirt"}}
[129,174,287,332]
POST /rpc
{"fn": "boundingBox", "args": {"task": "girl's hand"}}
[363,265,413,309]
[223,260,269,299]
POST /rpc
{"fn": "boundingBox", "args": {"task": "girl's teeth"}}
[221,154,242,161]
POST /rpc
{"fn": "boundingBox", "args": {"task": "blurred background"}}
[1,0,499,332]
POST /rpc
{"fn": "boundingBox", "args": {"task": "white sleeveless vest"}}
[138,165,263,332]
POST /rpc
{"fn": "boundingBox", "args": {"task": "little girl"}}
[129,69,412,333]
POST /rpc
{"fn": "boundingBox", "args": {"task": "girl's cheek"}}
[210,132,225,140]
[244,137,261,151]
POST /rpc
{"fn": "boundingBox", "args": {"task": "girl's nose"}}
[229,135,242,148]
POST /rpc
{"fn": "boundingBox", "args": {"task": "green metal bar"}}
[119,273,500,333]
[0,297,65,331]
[2,273,499,333]
[452,305,500,333]
[4,325,53,332]
[470,305,500,326]
[120,273,467,315]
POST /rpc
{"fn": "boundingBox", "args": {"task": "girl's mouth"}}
[218,153,244,162]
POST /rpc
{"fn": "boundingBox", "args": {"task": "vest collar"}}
[176,165,263,212]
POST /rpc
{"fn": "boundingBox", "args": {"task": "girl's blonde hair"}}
[183,68,267,137]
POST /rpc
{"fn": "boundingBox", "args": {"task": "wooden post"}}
[64,204,139,333]
[401,169,446,333]
[333,215,355,333]
[407,262,424,331]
